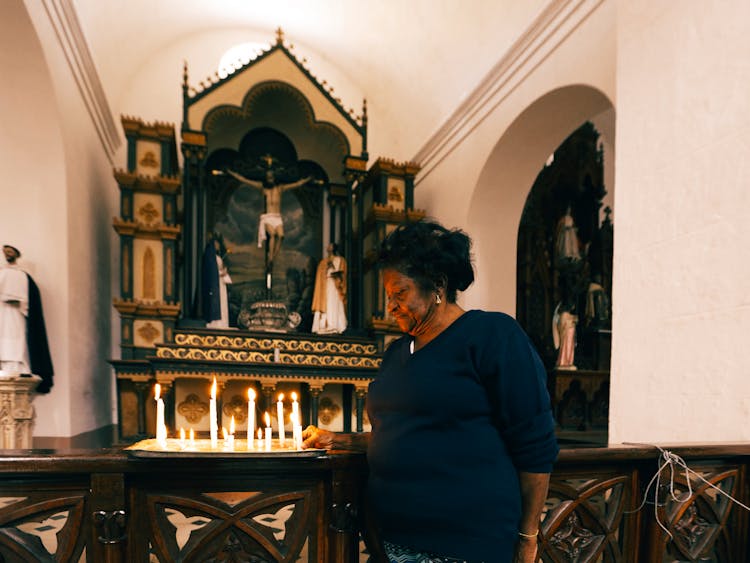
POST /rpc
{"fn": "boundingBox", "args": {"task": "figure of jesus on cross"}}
[224,157,311,270]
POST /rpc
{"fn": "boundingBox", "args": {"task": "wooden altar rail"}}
[0,443,747,562]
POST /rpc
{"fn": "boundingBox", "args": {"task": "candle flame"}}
[189,428,195,441]
[154,383,161,401]
[257,428,263,439]
[180,427,185,440]
[211,377,217,399]
[278,392,284,401]
[291,391,297,401]
[248,387,256,400]
[230,415,235,434]
[264,412,271,427]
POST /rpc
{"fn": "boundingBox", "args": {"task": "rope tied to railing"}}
[623,443,750,540]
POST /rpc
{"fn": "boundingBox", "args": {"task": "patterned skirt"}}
[383,540,477,563]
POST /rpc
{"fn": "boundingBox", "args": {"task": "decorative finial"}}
[275,27,284,45]
[182,60,189,90]
[362,98,368,123]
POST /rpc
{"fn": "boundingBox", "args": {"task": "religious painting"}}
[205,128,326,331]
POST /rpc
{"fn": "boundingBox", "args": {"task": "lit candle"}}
[247,388,256,449]
[257,427,263,450]
[179,427,186,449]
[291,391,299,423]
[189,427,196,448]
[276,393,285,445]
[264,412,272,451]
[291,412,302,450]
[155,383,167,446]
[209,377,218,448]
[229,416,236,450]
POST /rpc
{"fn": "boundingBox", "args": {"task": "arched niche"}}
[202,81,350,184]
[466,85,615,317]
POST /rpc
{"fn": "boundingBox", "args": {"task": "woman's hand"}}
[513,536,538,563]
[301,425,335,449]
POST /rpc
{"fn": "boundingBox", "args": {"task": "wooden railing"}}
[0,443,747,562]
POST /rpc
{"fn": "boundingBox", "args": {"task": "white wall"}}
[0,2,117,437]
[609,0,750,442]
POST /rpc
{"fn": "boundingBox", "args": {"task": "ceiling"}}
[72,0,549,160]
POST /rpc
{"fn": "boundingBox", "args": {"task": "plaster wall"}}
[609,0,750,442]
[1,1,118,437]
[414,0,616,316]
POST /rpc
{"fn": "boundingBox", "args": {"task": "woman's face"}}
[383,268,434,335]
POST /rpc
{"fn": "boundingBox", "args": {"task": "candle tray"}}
[125,438,326,457]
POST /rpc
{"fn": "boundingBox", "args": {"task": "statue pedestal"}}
[0,373,40,449]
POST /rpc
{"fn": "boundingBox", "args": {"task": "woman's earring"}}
[435,293,442,304]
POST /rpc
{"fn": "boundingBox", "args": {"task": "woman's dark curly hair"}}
[377,219,474,303]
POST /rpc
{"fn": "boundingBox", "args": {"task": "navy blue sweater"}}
[366,310,558,561]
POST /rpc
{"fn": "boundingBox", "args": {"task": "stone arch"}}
[466,85,614,316]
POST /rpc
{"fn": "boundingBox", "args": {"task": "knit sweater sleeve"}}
[478,314,559,473]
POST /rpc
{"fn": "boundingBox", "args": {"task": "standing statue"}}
[552,302,577,370]
[224,165,311,269]
[201,235,232,329]
[585,274,610,328]
[0,245,53,392]
[311,243,347,334]
[554,206,582,266]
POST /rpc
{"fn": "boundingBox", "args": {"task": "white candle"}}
[257,427,263,450]
[209,377,218,448]
[276,393,285,445]
[155,383,167,446]
[230,415,235,437]
[291,412,302,450]
[179,427,186,449]
[247,388,256,449]
[291,391,299,423]
[264,412,272,451]
[189,427,195,448]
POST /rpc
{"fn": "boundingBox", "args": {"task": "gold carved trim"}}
[156,347,380,368]
[177,393,209,424]
[113,299,181,317]
[113,170,181,194]
[173,333,377,356]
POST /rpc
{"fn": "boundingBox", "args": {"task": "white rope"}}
[623,443,750,540]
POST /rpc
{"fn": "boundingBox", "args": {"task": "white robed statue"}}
[0,245,29,373]
[311,243,347,334]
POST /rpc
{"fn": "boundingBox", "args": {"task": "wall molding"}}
[41,0,120,160]
[412,0,604,184]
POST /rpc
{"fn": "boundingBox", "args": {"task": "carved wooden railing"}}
[0,443,747,562]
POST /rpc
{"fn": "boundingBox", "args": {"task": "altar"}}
[111,30,423,443]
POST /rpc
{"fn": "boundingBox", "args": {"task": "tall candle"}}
[209,377,218,448]
[179,427,186,449]
[189,427,195,448]
[155,383,166,445]
[276,393,285,444]
[291,412,302,450]
[291,391,299,423]
[247,388,256,449]
[264,412,272,451]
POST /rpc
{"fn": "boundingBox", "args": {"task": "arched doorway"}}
[467,85,614,442]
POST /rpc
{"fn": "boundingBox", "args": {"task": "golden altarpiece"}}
[111,31,422,442]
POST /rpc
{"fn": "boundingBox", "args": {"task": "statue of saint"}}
[585,274,610,328]
[311,243,347,334]
[554,206,582,266]
[201,235,232,329]
[0,245,53,392]
[225,166,311,268]
[552,302,577,370]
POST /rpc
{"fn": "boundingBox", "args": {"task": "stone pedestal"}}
[0,374,40,449]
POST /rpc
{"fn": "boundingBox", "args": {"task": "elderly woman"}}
[303,220,558,563]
